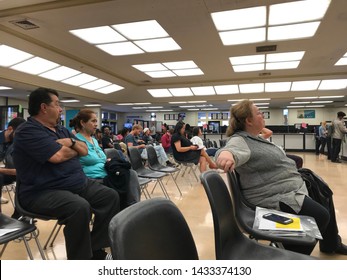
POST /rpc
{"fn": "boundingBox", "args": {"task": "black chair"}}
[108,198,199,260]
[200,170,314,259]
[219,139,227,148]
[226,171,317,247]
[213,140,218,148]
[15,180,62,256]
[0,213,43,259]
[146,145,182,197]
[128,147,169,199]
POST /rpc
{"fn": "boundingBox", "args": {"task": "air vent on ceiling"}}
[256,45,277,53]
[10,19,39,30]
[259,72,271,76]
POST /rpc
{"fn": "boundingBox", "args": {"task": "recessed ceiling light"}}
[311,100,333,103]
[60,99,80,103]
[159,109,174,112]
[80,79,111,91]
[70,26,126,44]
[173,68,204,76]
[230,54,265,65]
[265,82,292,92]
[96,42,144,56]
[132,63,167,72]
[291,80,320,91]
[239,83,264,93]
[169,101,185,104]
[147,89,172,97]
[134,37,181,52]
[85,104,101,107]
[188,100,207,103]
[253,103,269,106]
[0,86,12,90]
[287,105,305,108]
[145,71,176,78]
[112,20,168,40]
[179,105,196,108]
[134,103,151,105]
[219,27,266,45]
[11,57,59,75]
[39,66,81,81]
[215,85,239,95]
[266,61,300,70]
[290,101,311,104]
[169,88,193,97]
[163,61,197,70]
[202,108,219,111]
[335,57,347,66]
[62,73,98,86]
[306,105,325,108]
[294,96,318,99]
[319,95,344,99]
[0,45,33,67]
[95,84,124,94]
[191,86,215,96]
[268,22,320,41]
[266,51,305,62]
[147,106,163,109]
[211,6,266,31]
[116,103,134,105]
[250,98,271,101]
[319,79,347,90]
[188,108,199,111]
[233,64,264,72]
[269,0,331,25]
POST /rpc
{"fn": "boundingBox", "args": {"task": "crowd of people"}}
[1,86,346,260]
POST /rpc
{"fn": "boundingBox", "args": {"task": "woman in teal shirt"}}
[70,109,107,179]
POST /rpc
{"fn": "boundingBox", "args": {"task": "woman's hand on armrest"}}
[216,150,235,172]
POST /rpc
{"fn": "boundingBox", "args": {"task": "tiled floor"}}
[1,152,346,260]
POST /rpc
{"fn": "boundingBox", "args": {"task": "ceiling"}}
[1,0,347,113]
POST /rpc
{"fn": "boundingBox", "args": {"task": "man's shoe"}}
[0,197,9,204]
[335,243,347,255]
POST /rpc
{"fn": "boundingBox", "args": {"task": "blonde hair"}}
[226,100,254,137]
[132,124,143,131]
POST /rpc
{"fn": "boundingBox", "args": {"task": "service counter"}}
[203,132,316,152]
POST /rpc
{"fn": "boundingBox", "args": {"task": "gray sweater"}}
[216,131,308,213]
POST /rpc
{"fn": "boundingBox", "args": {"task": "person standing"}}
[13,87,120,260]
[319,121,328,155]
[331,111,347,163]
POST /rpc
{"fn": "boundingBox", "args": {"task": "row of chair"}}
[107,170,315,260]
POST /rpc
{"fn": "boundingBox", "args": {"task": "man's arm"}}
[49,138,88,163]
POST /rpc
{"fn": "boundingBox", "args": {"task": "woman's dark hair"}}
[192,126,201,137]
[173,121,185,135]
[226,99,254,137]
[120,127,129,137]
[28,87,59,116]
[69,109,95,131]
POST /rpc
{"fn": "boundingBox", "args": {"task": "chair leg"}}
[0,243,9,258]
[32,230,46,260]
[22,236,34,260]
[43,222,63,249]
[170,173,182,197]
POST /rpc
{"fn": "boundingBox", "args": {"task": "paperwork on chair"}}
[254,207,322,240]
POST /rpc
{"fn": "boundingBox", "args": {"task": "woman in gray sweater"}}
[215,100,346,255]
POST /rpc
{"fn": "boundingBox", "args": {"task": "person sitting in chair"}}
[215,100,347,255]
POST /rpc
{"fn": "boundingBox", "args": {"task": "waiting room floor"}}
[1,152,346,260]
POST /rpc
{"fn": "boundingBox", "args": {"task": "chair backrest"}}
[104,148,124,160]
[213,140,218,148]
[200,170,242,259]
[146,145,161,168]
[108,198,199,260]
[128,147,145,171]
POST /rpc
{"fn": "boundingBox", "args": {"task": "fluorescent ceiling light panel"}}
[116,103,134,105]
[287,105,305,108]
[311,100,333,103]
[163,60,197,70]
[95,84,124,94]
[215,85,239,95]
[188,100,207,103]
[335,57,347,66]
[250,98,271,101]
[268,22,320,41]
[258,107,269,109]
[147,89,172,97]
[134,103,151,105]
[239,83,264,93]
[145,71,176,78]
[266,51,305,62]
[291,101,311,104]
[112,20,168,40]
[319,95,344,98]
[69,26,126,44]
[294,96,318,99]
[211,6,266,31]
[80,79,111,91]
[266,61,300,70]
[265,82,292,92]
[269,0,331,25]
[188,109,199,111]
[219,28,266,45]
[132,63,167,71]
[39,66,81,81]
[319,79,347,90]
[147,106,163,109]
[179,105,196,108]
[306,105,325,108]
[253,103,269,106]
[0,86,12,90]
[202,108,219,111]
[169,101,185,104]
[85,104,101,107]
[191,86,215,96]
[11,57,59,75]
[291,80,320,91]
[233,64,264,72]
[62,73,98,86]
[169,88,193,97]
[96,42,144,56]
[160,110,173,112]
[134,37,181,52]
[230,54,265,65]
[0,45,33,67]
[60,99,80,103]
[173,68,204,76]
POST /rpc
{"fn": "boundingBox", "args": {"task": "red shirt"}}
[161,133,171,152]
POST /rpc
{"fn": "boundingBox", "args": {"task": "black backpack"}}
[103,156,132,194]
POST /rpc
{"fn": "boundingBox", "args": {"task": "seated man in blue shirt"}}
[13,88,120,260]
